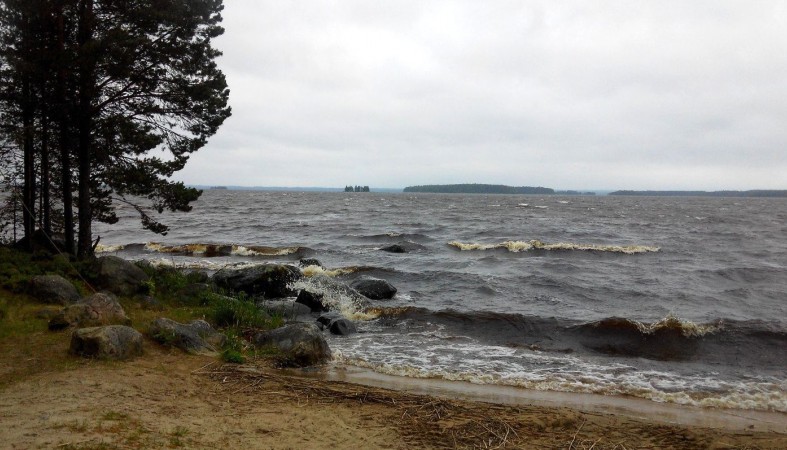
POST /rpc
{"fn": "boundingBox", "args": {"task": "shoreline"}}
[3,347,785,449]
[312,363,787,433]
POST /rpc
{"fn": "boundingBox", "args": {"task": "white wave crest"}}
[636,314,722,338]
[95,244,126,253]
[448,240,660,254]
[300,265,361,278]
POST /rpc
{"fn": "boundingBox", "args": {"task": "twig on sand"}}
[569,419,587,450]
[57,438,94,448]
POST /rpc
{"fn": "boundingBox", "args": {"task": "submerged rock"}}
[350,276,397,300]
[380,244,407,253]
[70,325,143,360]
[298,258,323,268]
[148,318,226,354]
[316,312,357,336]
[29,275,81,305]
[253,323,331,367]
[48,292,131,330]
[212,264,302,298]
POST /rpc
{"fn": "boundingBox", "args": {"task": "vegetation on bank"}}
[403,183,598,195]
[0,245,280,386]
[404,183,555,194]
[609,190,787,197]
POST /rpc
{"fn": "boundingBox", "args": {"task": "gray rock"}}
[48,292,131,330]
[148,318,226,354]
[350,276,397,300]
[257,300,312,318]
[295,289,328,312]
[315,312,357,336]
[29,275,81,305]
[329,318,357,336]
[254,323,331,367]
[90,256,150,296]
[212,264,302,298]
[316,312,344,327]
[70,325,143,360]
[295,274,370,310]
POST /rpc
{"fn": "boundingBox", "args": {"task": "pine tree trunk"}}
[41,114,51,235]
[55,2,75,255]
[21,15,36,250]
[76,0,94,259]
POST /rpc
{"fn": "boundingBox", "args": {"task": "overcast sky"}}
[175,1,787,190]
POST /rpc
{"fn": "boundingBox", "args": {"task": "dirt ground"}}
[0,345,785,449]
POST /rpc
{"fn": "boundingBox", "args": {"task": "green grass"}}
[0,245,290,384]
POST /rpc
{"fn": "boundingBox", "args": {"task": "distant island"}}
[403,184,595,195]
[345,185,370,192]
[609,190,787,198]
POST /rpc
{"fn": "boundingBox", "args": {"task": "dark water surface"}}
[96,191,787,412]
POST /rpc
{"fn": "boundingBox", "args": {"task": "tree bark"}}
[55,1,75,255]
[76,0,94,259]
[21,15,36,250]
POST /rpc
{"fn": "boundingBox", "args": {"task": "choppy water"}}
[95,191,787,412]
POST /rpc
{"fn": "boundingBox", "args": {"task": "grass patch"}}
[136,263,211,307]
[0,246,86,293]
[101,411,129,421]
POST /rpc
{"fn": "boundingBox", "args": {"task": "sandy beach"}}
[1,342,785,450]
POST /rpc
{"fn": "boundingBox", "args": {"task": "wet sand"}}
[318,365,787,433]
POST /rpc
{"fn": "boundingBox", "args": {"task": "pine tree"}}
[0,0,231,257]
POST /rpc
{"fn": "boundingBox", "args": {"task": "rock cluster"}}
[36,255,403,370]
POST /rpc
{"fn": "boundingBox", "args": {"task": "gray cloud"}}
[177,0,787,190]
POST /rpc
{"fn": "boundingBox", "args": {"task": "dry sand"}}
[0,345,785,449]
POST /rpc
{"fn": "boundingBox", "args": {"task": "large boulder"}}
[48,292,131,330]
[148,318,226,354]
[89,256,150,296]
[350,276,397,300]
[257,300,312,319]
[212,264,302,298]
[70,325,143,360]
[29,275,81,305]
[253,323,331,367]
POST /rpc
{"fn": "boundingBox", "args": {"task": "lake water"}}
[95,190,787,413]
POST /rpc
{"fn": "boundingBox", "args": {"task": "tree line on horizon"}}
[403,184,555,194]
[0,0,230,258]
[344,185,370,192]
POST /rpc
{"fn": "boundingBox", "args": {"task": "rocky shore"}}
[1,250,786,449]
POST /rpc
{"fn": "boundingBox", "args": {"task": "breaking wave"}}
[448,240,660,254]
[96,242,304,257]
